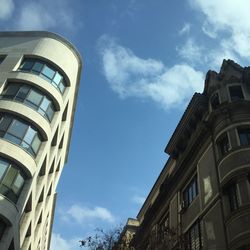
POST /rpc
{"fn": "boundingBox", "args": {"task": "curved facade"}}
[0,32,82,250]
[120,60,250,250]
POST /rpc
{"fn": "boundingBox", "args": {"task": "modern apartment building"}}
[121,60,250,250]
[0,32,82,250]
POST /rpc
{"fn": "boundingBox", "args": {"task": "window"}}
[216,133,230,156]
[19,59,66,94]
[229,85,244,102]
[0,56,6,65]
[183,176,198,207]
[0,218,7,240]
[0,114,42,157]
[228,184,239,211]
[238,128,250,146]
[210,92,220,109]
[185,220,202,250]
[0,157,26,204]
[0,83,56,122]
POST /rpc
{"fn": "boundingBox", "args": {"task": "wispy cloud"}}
[65,204,116,224]
[189,0,250,60]
[1,0,75,31]
[177,38,203,63]
[179,23,191,35]
[98,36,204,110]
[51,233,80,250]
[131,195,145,205]
[0,0,14,20]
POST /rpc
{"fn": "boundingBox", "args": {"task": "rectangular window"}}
[210,92,220,109]
[238,128,250,146]
[217,133,230,156]
[229,85,244,101]
[183,176,198,207]
[228,184,239,211]
[185,221,202,250]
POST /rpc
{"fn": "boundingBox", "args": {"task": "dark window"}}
[0,158,25,204]
[228,184,239,211]
[0,114,42,157]
[229,85,244,101]
[217,133,230,156]
[0,56,6,65]
[210,92,220,109]
[0,218,6,240]
[183,176,198,207]
[19,59,66,93]
[1,83,56,122]
[185,220,202,250]
[238,128,250,146]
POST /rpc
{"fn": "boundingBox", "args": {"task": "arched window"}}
[1,83,56,122]
[0,114,42,157]
[19,58,66,93]
[0,157,26,204]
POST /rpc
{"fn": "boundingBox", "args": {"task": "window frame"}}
[237,127,250,146]
[185,220,202,250]
[216,132,231,157]
[228,85,244,102]
[183,175,199,207]
[19,58,67,94]
[0,83,56,122]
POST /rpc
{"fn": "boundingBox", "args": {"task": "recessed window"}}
[0,218,7,240]
[210,92,220,109]
[229,85,244,102]
[19,59,66,94]
[0,56,6,65]
[0,114,42,157]
[228,184,239,211]
[238,128,250,146]
[216,133,230,156]
[185,220,202,250]
[183,175,198,207]
[0,157,26,204]
[1,83,56,122]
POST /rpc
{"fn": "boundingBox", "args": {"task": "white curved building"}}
[0,32,82,250]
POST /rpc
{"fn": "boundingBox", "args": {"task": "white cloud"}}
[131,195,145,205]
[179,23,191,35]
[189,0,250,59]
[14,0,74,31]
[98,36,204,109]
[177,38,203,63]
[66,204,116,224]
[51,233,80,250]
[0,0,14,20]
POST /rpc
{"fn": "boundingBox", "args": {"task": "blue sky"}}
[1,0,250,249]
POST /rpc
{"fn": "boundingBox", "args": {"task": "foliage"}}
[79,226,122,250]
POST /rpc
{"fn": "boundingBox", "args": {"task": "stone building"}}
[124,60,250,250]
[0,32,82,249]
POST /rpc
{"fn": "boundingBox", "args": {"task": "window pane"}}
[16,85,30,100]
[32,62,43,73]
[40,97,50,111]
[0,160,8,180]
[23,127,36,144]
[31,135,41,154]
[46,106,54,121]
[53,72,62,84]
[41,65,55,80]
[3,84,19,98]
[7,120,27,139]
[0,116,12,133]
[12,174,24,194]
[20,60,34,70]
[26,90,43,106]
[4,133,22,145]
[229,86,244,101]
[58,81,65,93]
[2,167,17,187]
